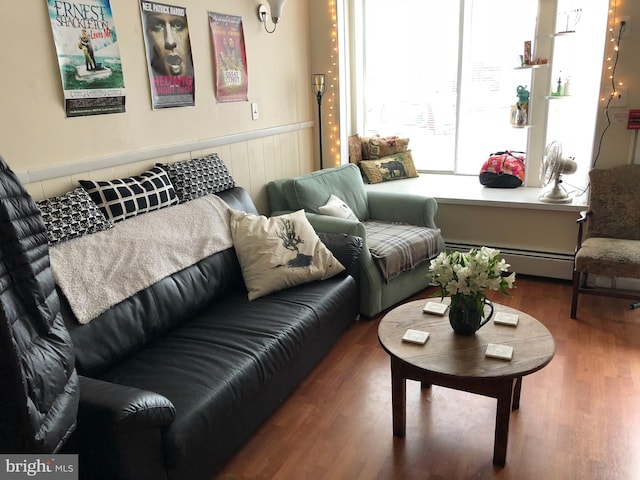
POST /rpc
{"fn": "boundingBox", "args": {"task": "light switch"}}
[251,103,259,120]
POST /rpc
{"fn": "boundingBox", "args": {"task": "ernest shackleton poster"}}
[46,0,126,117]
[140,1,195,109]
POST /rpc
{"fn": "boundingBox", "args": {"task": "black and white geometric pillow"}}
[156,154,235,202]
[37,187,113,246]
[79,167,179,223]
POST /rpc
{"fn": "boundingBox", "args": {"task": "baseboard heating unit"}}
[444,243,574,281]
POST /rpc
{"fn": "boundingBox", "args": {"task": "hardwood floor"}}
[216,276,640,479]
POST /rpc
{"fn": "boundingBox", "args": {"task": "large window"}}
[356,0,608,187]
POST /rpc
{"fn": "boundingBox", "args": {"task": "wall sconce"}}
[257,0,287,34]
[312,73,326,169]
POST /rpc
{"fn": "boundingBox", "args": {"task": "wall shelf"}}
[514,64,549,70]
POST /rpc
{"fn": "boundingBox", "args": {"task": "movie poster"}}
[46,0,126,117]
[140,1,195,109]
[208,13,248,103]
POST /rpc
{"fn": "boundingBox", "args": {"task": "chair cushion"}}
[368,136,410,159]
[365,220,442,281]
[287,164,370,221]
[348,134,363,164]
[575,237,640,278]
[359,151,418,184]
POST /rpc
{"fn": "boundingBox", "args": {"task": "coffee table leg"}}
[390,357,406,437]
[512,377,523,410]
[493,379,515,466]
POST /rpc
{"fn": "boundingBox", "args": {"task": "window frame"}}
[344,0,608,190]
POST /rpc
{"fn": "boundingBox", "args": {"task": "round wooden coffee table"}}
[378,299,555,467]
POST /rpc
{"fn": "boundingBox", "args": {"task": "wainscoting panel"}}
[20,122,315,216]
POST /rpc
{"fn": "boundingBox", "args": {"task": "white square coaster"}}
[485,343,514,360]
[494,312,519,327]
[402,329,430,345]
[423,301,449,316]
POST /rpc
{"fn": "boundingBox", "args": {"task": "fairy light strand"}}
[327,0,340,166]
[593,0,625,169]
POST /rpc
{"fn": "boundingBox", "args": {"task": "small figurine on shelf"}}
[524,41,532,65]
[516,103,527,126]
[517,85,530,106]
[511,85,530,127]
[556,76,564,96]
[563,76,571,96]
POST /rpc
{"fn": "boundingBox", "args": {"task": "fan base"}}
[539,185,573,204]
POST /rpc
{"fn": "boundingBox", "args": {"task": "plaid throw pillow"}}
[156,154,235,202]
[79,167,179,223]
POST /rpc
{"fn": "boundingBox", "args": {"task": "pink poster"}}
[208,12,248,103]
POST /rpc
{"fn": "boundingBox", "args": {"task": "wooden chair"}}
[571,164,640,318]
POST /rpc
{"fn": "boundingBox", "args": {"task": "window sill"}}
[363,173,588,212]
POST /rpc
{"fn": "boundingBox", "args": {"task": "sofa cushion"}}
[79,167,179,223]
[157,154,235,202]
[98,276,356,471]
[37,187,113,246]
[286,164,370,221]
[359,151,418,184]
[229,209,345,300]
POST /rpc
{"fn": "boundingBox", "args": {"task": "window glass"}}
[363,0,460,172]
[360,0,608,185]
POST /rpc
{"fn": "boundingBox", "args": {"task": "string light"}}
[600,0,624,102]
[325,0,340,166]
[593,0,625,168]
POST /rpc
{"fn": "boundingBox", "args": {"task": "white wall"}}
[0,0,316,213]
[594,0,640,168]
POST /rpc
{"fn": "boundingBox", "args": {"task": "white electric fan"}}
[539,140,578,204]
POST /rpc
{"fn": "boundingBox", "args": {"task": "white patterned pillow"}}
[37,187,113,246]
[79,167,179,223]
[318,194,358,221]
[156,154,235,202]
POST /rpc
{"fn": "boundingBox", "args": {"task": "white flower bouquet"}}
[427,247,516,315]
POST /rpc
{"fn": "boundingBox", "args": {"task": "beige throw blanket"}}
[50,195,233,324]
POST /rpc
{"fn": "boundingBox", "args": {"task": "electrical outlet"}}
[604,86,628,106]
[619,16,630,37]
[251,103,259,120]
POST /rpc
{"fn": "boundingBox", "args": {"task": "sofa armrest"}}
[367,191,439,229]
[304,212,367,239]
[78,376,175,433]
[318,232,363,278]
[64,376,174,480]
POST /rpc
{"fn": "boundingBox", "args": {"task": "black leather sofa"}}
[0,156,362,480]
[57,185,363,480]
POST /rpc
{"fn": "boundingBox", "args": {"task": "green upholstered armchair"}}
[267,164,444,317]
[571,164,640,318]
